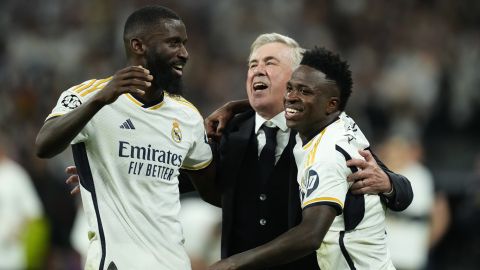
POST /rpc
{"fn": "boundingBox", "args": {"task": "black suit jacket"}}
[214,109,318,269]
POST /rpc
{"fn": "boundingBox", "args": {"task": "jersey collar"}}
[125,93,165,110]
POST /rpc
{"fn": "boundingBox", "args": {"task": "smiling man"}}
[35,6,216,270]
[210,47,395,270]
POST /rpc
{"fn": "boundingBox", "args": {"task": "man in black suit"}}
[206,33,413,269]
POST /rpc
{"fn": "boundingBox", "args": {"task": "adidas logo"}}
[120,119,135,129]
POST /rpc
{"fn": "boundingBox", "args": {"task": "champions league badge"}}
[171,120,182,143]
[61,94,82,109]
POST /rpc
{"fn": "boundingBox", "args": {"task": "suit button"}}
[259,219,267,226]
[259,194,267,201]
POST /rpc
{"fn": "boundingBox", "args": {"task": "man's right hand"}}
[93,66,153,105]
[65,166,80,195]
[205,103,235,142]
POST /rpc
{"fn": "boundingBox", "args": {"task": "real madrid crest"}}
[171,120,182,143]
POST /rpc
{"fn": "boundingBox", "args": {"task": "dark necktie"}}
[258,125,279,182]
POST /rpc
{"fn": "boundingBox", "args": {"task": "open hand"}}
[346,150,392,195]
[93,66,153,105]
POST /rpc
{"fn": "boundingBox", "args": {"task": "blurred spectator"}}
[380,135,449,270]
[178,197,221,270]
[0,134,48,270]
[70,205,89,267]
[429,153,480,270]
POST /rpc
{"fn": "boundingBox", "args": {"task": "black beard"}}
[146,52,184,96]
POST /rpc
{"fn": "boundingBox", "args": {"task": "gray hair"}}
[249,33,304,67]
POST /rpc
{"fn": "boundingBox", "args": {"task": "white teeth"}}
[254,82,266,86]
[286,108,299,114]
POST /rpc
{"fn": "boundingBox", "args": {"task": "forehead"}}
[148,19,187,39]
[249,42,293,63]
[290,65,328,86]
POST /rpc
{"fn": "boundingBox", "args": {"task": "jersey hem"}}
[181,158,212,171]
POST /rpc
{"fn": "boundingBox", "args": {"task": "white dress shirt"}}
[255,112,291,164]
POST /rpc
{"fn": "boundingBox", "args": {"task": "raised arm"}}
[209,205,336,270]
[346,149,413,211]
[204,99,251,142]
[35,66,151,158]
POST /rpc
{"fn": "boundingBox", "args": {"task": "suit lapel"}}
[222,115,255,181]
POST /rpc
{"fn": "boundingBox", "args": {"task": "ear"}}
[130,38,146,55]
[326,97,339,114]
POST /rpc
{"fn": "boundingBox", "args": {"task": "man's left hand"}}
[346,150,392,195]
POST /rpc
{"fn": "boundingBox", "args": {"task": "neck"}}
[132,85,164,104]
[257,108,283,120]
[300,111,341,145]
[127,59,162,103]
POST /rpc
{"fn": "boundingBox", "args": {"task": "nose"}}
[253,63,266,76]
[285,89,300,101]
[178,44,189,60]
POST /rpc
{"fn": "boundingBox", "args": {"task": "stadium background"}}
[0,0,478,269]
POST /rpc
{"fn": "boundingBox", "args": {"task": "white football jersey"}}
[47,77,213,270]
[293,112,395,270]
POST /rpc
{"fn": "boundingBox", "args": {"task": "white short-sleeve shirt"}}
[47,77,212,270]
[293,112,395,270]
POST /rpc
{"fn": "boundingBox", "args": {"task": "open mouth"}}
[285,107,303,119]
[172,63,185,76]
[253,82,268,91]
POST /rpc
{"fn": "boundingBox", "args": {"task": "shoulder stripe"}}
[79,77,112,97]
[73,79,97,93]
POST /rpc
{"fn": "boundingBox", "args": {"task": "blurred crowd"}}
[0,0,479,269]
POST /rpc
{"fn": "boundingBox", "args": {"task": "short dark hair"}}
[300,47,352,111]
[123,6,181,42]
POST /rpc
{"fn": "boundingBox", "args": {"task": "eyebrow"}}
[248,56,279,65]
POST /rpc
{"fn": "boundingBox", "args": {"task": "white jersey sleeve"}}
[46,78,111,143]
[301,151,351,215]
[46,78,108,120]
[181,113,212,170]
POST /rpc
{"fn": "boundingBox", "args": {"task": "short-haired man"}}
[210,47,396,270]
[36,6,216,270]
